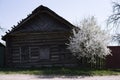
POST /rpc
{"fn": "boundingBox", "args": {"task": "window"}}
[40,47,50,60]
[11,47,21,63]
[20,46,50,62]
[20,46,29,62]
[29,47,40,60]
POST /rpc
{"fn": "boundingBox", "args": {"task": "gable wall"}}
[12,13,71,33]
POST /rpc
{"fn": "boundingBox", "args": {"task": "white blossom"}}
[68,17,111,63]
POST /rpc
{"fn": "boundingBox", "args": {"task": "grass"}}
[0,67,120,76]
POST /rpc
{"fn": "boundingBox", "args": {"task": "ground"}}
[0,68,120,80]
[0,74,120,80]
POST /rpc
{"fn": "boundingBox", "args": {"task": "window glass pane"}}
[40,47,50,59]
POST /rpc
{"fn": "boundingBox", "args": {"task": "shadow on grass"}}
[0,67,120,78]
[111,69,120,72]
[108,69,120,75]
[0,67,93,76]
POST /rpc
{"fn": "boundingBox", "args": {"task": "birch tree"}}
[68,17,111,63]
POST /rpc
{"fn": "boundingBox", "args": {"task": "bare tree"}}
[0,26,4,31]
[108,2,120,45]
[0,26,7,33]
[108,2,120,29]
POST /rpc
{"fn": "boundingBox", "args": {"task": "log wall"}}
[6,32,78,67]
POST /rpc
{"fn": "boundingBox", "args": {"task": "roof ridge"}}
[32,5,46,14]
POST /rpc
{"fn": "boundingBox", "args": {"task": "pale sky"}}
[0,0,116,42]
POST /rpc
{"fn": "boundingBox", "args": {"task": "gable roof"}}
[2,5,75,40]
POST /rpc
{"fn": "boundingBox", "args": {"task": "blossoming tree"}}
[68,17,111,63]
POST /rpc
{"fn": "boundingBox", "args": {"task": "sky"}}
[0,0,116,43]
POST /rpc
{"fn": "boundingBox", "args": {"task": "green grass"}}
[0,67,120,76]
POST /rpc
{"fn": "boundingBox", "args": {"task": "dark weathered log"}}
[3,6,78,67]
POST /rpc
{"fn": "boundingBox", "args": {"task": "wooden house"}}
[0,42,5,67]
[2,5,78,67]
